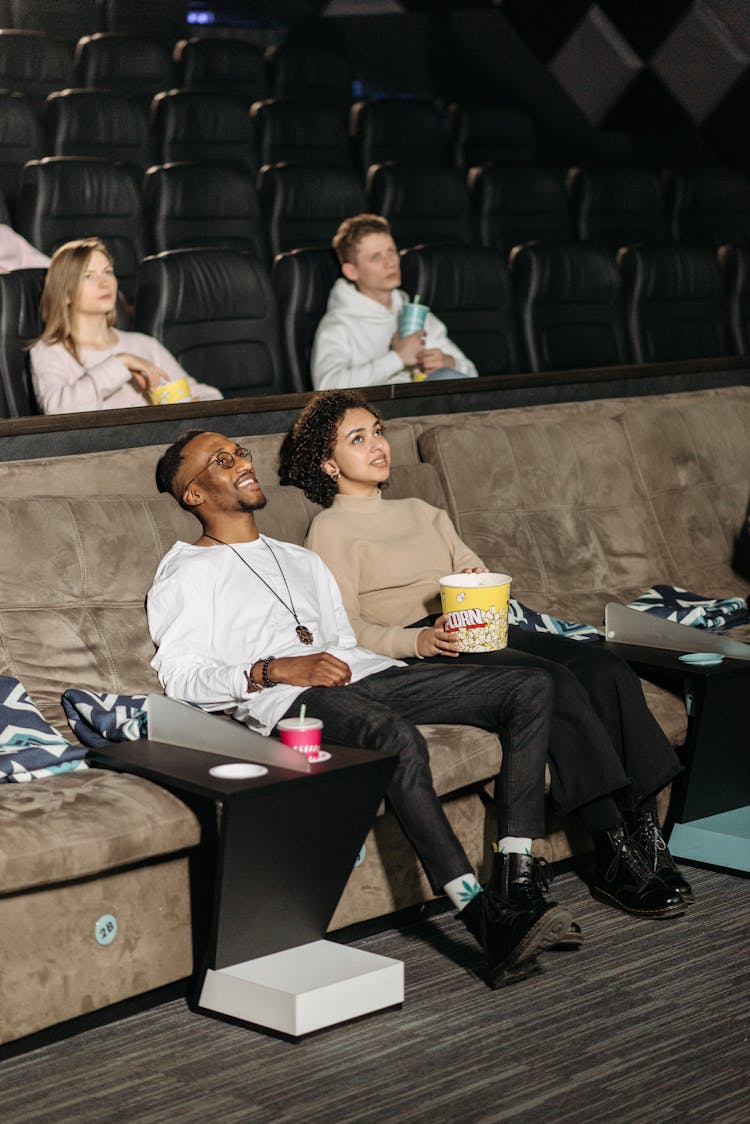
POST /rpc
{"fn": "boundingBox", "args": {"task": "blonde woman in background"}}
[30,237,222,414]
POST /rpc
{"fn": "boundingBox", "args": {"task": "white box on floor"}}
[198,940,404,1036]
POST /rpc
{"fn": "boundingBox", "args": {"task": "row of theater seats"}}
[3,78,747,223]
[0,84,564,218]
[1,240,748,419]
[0,2,193,47]
[6,154,750,297]
[0,30,357,114]
[0,84,549,185]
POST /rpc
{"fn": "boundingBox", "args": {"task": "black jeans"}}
[408,620,682,816]
[277,662,553,893]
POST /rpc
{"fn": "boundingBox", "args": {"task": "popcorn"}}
[444,602,509,652]
[440,572,512,653]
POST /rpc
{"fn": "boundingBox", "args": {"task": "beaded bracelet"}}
[245,656,277,692]
[261,655,277,688]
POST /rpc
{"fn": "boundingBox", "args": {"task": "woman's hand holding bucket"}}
[416,615,461,658]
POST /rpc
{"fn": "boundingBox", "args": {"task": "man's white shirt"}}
[147,536,401,735]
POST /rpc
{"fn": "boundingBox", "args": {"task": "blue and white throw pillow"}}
[0,677,88,783]
[62,689,149,749]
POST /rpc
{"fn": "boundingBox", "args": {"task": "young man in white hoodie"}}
[310,214,477,390]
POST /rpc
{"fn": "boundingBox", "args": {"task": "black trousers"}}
[408,621,682,817]
[277,662,553,893]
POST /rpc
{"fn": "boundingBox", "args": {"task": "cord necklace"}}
[202,533,314,645]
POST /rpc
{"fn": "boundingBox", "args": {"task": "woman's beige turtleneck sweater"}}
[305,492,483,658]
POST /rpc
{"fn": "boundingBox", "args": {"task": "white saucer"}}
[678,652,725,667]
[305,750,331,764]
[209,762,269,780]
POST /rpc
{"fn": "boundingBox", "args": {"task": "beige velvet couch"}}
[2,384,749,1047]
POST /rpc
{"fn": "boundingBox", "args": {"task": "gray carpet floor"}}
[3,864,749,1124]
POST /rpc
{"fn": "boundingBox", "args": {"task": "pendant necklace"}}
[203,533,314,645]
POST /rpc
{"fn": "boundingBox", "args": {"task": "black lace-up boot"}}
[591,826,686,918]
[487,851,583,949]
[626,808,695,904]
[460,879,572,990]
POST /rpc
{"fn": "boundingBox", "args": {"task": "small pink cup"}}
[277,717,323,759]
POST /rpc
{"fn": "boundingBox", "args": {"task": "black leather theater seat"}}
[258,162,364,264]
[469,164,570,258]
[511,241,630,372]
[568,164,664,252]
[16,156,147,302]
[0,266,46,418]
[619,243,731,364]
[400,243,525,377]
[144,162,263,258]
[134,247,286,399]
[271,246,340,393]
[366,163,473,249]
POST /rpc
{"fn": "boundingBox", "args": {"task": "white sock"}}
[494,836,532,856]
[444,873,483,911]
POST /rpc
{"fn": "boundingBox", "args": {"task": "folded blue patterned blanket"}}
[510,584,749,642]
[625,585,749,630]
[61,689,149,750]
[509,599,601,642]
[0,677,87,783]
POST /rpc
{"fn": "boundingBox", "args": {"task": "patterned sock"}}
[494,836,532,856]
[444,873,483,911]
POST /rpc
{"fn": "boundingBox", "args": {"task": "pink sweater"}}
[30,329,222,414]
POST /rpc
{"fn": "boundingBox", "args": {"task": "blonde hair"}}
[38,238,116,361]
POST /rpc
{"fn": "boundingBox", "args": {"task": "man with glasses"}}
[148,428,578,990]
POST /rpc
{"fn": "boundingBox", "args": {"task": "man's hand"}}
[391,329,425,368]
[416,615,460,658]
[265,653,352,687]
[417,347,455,374]
[460,566,489,574]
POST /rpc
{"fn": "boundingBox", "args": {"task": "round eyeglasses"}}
[182,446,252,493]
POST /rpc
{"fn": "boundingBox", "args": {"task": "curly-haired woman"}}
[279,388,693,922]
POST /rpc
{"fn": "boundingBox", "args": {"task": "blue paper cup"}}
[398,302,428,336]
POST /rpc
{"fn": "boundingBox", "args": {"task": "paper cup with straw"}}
[398,293,429,337]
[277,703,324,759]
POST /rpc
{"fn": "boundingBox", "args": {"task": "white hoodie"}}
[310,278,478,390]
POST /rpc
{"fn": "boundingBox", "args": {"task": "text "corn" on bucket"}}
[439,572,512,653]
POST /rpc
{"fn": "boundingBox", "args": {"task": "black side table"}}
[92,737,403,1036]
[605,641,750,872]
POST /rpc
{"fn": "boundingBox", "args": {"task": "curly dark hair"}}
[155,429,206,509]
[278,390,384,508]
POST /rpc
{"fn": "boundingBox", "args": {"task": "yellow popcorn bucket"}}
[150,376,191,405]
[439,572,512,653]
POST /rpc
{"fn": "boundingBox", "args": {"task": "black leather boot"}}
[488,850,583,950]
[591,826,686,918]
[460,881,572,990]
[627,808,695,904]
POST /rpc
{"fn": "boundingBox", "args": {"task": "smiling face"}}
[322,407,391,497]
[73,249,118,316]
[341,232,401,305]
[179,432,267,516]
